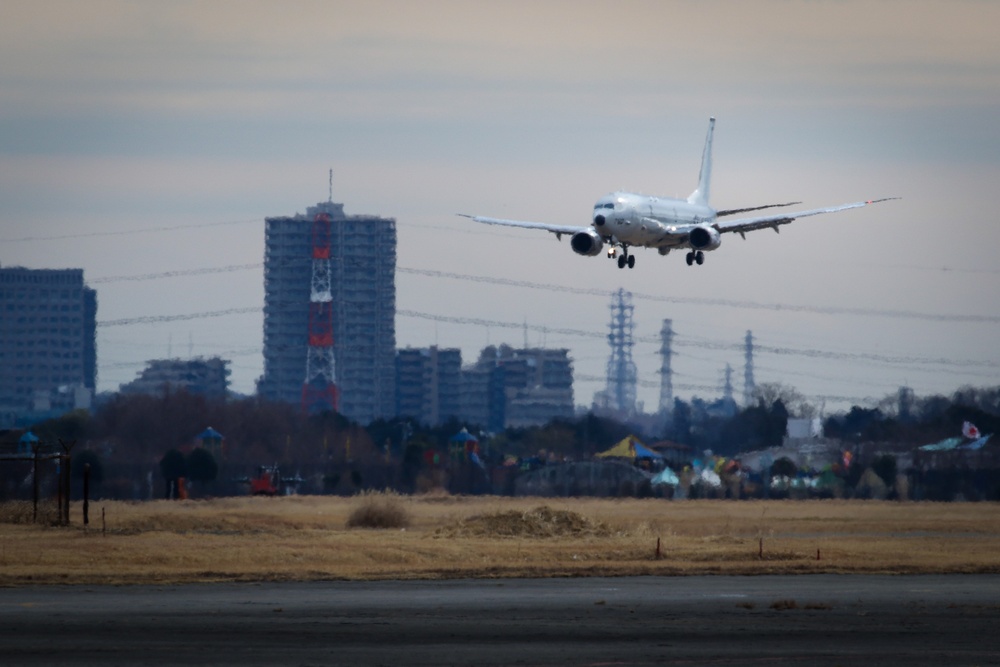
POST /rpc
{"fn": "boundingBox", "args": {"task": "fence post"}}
[83,463,90,526]
[56,454,64,525]
[58,439,76,526]
[31,443,41,523]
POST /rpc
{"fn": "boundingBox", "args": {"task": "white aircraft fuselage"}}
[462,118,895,269]
[590,191,719,253]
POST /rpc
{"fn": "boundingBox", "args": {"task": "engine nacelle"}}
[570,229,605,256]
[689,225,721,251]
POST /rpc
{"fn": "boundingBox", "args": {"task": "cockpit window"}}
[603,202,614,209]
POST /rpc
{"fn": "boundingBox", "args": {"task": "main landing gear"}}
[685,251,704,266]
[609,246,635,269]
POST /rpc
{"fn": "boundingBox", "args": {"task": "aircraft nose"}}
[594,214,606,226]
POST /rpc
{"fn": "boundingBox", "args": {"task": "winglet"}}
[687,117,715,207]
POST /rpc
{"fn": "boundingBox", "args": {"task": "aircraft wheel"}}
[617,255,626,269]
[695,251,704,265]
[686,252,694,266]
[627,255,635,269]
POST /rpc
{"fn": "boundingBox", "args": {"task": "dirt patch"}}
[436,505,610,539]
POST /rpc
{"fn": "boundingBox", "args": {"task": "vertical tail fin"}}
[687,117,715,207]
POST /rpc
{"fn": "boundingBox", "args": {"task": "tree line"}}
[5,383,997,500]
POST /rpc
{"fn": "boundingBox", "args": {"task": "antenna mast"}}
[301,211,340,414]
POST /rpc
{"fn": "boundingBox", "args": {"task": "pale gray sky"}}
[2,0,998,414]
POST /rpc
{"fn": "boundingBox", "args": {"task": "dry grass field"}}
[2,494,1000,586]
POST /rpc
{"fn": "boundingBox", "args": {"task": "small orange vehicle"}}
[249,466,280,496]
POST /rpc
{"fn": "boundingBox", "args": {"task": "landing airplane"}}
[460,118,896,269]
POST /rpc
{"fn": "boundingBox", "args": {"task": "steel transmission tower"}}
[605,288,637,415]
[658,318,674,412]
[301,211,340,414]
[743,329,755,406]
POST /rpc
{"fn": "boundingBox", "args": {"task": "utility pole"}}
[658,319,674,413]
[743,330,756,406]
[605,289,637,415]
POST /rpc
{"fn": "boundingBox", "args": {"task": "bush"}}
[346,492,410,529]
[187,447,218,483]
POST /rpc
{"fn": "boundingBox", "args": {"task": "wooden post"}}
[31,443,40,523]
[62,454,70,526]
[56,455,64,525]
[83,463,90,526]
[58,439,76,526]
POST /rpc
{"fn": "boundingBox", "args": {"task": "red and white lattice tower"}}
[301,212,340,414]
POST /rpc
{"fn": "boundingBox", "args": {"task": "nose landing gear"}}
[615,248,635,269]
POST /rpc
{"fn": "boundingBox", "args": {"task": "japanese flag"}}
[962,421,981,439]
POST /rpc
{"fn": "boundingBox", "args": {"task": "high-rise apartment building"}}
[257,200,396,424]
[119,357,230,399]
[0,266,96,427]
[462,345,574,430]
[396,346,462,426]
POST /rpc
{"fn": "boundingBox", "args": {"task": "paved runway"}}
[3,575,999,666]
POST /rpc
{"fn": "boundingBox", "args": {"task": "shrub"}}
[186,447,218,483]
[346,492,410,529]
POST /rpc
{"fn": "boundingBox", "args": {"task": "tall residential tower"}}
[0,266,96,427]
[258,200,396,424]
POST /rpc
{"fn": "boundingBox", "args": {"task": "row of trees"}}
[6,383,997,500]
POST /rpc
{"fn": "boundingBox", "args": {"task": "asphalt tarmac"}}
[2,575,999,666]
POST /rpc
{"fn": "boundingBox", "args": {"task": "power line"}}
[87,261,996,324]
[2,219,259,243]
[90,263,262,284]
[397,309,999,370]
[98,307,260,327]
[97,305,999,372]
[399,267,999,324]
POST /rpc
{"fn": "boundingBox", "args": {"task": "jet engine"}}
[570,229,605,256]
[689,225,721,251]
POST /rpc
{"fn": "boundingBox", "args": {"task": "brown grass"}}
[1,496,999,586]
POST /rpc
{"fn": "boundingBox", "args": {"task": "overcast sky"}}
[2,0,998,415]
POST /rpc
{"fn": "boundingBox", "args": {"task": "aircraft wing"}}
[458,214,585,238]
[716,198,898,237]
